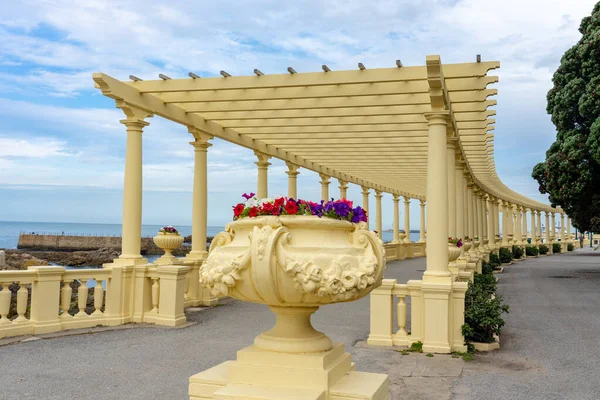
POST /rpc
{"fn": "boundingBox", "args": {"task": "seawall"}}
[17,234,165,254]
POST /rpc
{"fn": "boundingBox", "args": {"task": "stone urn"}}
[399,232,407,242]
[448,244,462,263]
[201,215,386,353]
[463,240,473,253]
[153,232,184,263]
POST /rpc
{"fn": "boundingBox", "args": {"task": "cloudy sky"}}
[0,0,596,228]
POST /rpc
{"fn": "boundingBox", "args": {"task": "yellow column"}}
[285,162,299,199]
[545,212,551,247]
[361,186,370,229]
[482,194,488,244]
[530,210,538,245]
[476,191,485,252]
[507,203,514,241]
[447,141,456,237]
[501,201,509,246]
[375,190,383,239]
[338,179,348,199]
[566,216,572,242]
[393,195,400,243]
[487,195,495,250]
[254,151,271,199]
[537,210,542,241]
[523,208,528,242]
[119,114,150,262]
[551,212,556,242]
[187,129,212,260]
[560,213,565,251]
[494,200,500,238]
[515,205,522,245]
[455,165,465,250]
[320,174,330,202]
[404,197,411,243]
[419,200,426,243]
[466,184,474,239]
[421,111,451,354]
[423,112,450,278]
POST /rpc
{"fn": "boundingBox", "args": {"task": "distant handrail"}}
[19,231,155,238]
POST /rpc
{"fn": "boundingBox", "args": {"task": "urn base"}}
[189,343,388,400]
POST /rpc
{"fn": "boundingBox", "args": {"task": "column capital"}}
[420,199,426,207]
[403,196,411,204]
[361,186,370,195]
[338,179,348,189]
[285,161,300,176]
[116,100,153,127]
[374,190,383,198]
[319,173,330,185]
[392,194,400,202]
[188,127,214,143]
[424,111,451,125]
[254,150,272,167]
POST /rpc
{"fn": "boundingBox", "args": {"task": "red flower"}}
[233,203,245,217]
[274,197,285,208]
[249,206,259,217]
[262,202,275,215]
[284,199,299,215]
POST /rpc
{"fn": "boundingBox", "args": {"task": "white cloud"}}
[0,137,72,158]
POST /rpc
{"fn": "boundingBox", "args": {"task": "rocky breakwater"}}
[2,250,49,270]
[1,248,120,269]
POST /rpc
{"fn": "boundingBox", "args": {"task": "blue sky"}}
[0,0,596,228]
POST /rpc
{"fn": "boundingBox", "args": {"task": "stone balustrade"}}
[0,263,192,340]
[368,278,467,352]
[384,242,426,262]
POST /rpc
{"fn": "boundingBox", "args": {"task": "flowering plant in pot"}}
[200,193,384,354]
[448,237,463,262]
[153,225,184,263]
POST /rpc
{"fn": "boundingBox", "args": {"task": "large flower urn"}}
[463,240,473,253]
[193,216,388,399]
[448,244,462,263]
[153,232,184,264]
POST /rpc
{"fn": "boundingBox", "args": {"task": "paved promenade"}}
[1,249,600,399]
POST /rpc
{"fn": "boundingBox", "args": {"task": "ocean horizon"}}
[0,220,421,250]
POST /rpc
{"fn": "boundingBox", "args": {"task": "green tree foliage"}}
[532,3,600,232]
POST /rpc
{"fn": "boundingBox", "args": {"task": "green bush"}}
[552,243,562,253]
[481,261,494,275]
[525,245,539,256]
[539,244,549,255]
[512,245,524,259]
[488,253,501,268]
[527,238,532,244]
[462,272,509,344]
[567,243,574,251]
[499,247,513,264]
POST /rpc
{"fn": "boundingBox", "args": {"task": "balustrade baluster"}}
[15,282,28,322]
[0,284,10,324]
[76,280,89,317]
[92,279,104,316]
[151,278,160,314]
[396,295,407,337]
[61,280,73,318]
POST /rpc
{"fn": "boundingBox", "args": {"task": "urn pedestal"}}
[191,216,388,400]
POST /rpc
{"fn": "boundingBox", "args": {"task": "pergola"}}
[93,54,562,270]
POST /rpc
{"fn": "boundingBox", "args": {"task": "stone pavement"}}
[1,249,599,399]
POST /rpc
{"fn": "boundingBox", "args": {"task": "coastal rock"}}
[3,250,49,270]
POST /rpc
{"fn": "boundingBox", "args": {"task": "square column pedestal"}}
[189,343,388,400]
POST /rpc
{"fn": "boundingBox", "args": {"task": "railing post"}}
[367,279,396,346]
[155,265,191,327]
[103,265,134,326]
[132,265,153,323]
[28,266,65,334]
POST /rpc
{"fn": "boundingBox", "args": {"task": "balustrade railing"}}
[383,242,426,261]
[0,262,191,340]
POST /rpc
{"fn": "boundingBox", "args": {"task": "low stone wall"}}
[17,234,164,254]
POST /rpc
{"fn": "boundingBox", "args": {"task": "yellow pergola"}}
[93,54,561,268]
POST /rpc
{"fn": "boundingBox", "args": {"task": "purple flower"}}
[242,192,256,200]
[333,202,351,217]
[351,207,367,223]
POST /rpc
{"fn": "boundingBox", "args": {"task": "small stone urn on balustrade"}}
[153,226,184,264]
[191,196,388,399]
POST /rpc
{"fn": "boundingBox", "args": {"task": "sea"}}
[0,221,421,250]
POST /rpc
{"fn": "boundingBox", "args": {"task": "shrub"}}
[481,261,494,275]
[527,238,532,244]
[567,243,574,251]
[488,253,501,268]
[462,272,509,344]
[539,244,549,255]
[552,243,562,253]
[526,245,539,256]
[499,247,513,264]
[512,245,524,259]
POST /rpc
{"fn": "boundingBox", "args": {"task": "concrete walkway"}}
[1,249,599,399]
[454,247,600,400]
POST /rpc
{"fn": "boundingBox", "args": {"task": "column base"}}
[189,343,388,400]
